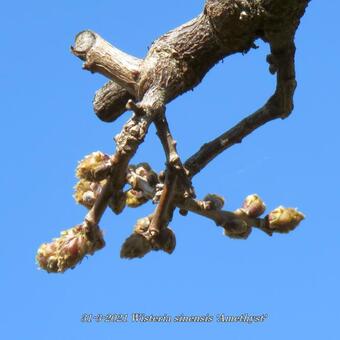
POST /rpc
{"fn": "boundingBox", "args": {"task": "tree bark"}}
[72,0,308,107]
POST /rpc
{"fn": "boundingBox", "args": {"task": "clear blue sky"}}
[1,1,339,339]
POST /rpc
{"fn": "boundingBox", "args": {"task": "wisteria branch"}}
[36,0,310,273]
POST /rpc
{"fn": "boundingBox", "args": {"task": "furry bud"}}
[242,194,266,217]
[120,234,152,259]
[158,227,176,254]
[125,189,148,208]
[36,224,105,273]
[133,216,152,234]
[222,219,252,239]
[108,191,126,215]
[268,206,305,233]
[73,179,103,208]
[76,151,112,181]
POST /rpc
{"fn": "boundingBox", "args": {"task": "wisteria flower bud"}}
[76,151,112,181]
[133,216,152,234]
[125,189,148,208]
[73,179,103,208]
[223,219,252,239]
[127,163,158,193]
[268,206,305,233]
[241,194,266,217]
[203,194,225,210]
[35,242,59,272]
[135,163,158,187]
[36,224,105,273]
[157,227,176,254]
[108,191,126,215]
[120,234,152,259]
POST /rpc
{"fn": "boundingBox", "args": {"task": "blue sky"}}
[1,1,339,339]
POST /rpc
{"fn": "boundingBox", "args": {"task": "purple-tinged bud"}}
[36,224,105,273]
[242,194,266,217]
[268,206,305,233]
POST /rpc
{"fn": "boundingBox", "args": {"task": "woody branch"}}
[36,0,309,272]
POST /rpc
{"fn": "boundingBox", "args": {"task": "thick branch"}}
[72,1,308,146]
[93,81,133,122]
[71,30,142,96]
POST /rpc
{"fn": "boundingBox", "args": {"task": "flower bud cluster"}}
[36,224,105,273]
[120,216,176,259]
[73,179,103,208]
[74,152,113,209]
[125,163,158,208]
[221,194,304,239]
[74,155,159,211]
[76,151,112,181]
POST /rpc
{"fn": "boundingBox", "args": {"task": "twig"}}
[148,171,178,236]
[147,112,180,235]
[154,113,180,167]
[82,88,165,228]
[176,198,273,237]
[148,113,194,236]
[185,39,296,176]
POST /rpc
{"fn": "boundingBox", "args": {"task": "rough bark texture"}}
[36,0,310,272]
[93,81,133,122]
